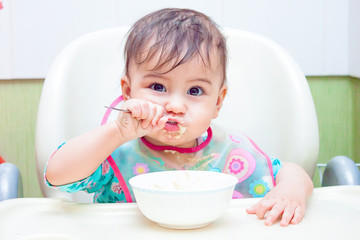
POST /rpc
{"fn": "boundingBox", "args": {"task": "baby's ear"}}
[213,85,227,119]
[121,76,131,100]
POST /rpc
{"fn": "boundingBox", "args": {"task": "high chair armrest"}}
[0,163,23,201]
[322,156,360,187]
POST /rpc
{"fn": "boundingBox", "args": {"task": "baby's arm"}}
[246,162,313,226]
[45,99,168,186]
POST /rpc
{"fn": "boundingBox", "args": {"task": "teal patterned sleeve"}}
[271,157,283,180]
[44,142,114,194]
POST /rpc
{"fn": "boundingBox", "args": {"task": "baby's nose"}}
[165,95,187,114]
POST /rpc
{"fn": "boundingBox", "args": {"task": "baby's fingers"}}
[142,104,166,128]
[278,205,297,227]
[246,203,258,214]
[126,101,154,128]
[140,104,157,128]
[127,103,142,119]
[290,206,305,225]
[151,105,166,126]
[153,116,168,131]
[246,199,275,219]
[264,202,287,226]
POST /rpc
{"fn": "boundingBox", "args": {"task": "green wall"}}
[307,76,360,186]
[0,76,359,197]
[353,77,360,164]
[0,79,43,197]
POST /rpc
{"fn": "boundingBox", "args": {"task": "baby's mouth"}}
[164,120,180,132]
[163,119,188,139]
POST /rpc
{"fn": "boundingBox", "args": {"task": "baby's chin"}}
[145,129,195,147]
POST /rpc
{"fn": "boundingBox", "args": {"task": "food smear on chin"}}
[164,150,177,154]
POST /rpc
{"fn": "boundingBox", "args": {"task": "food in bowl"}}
[129,170,237,229]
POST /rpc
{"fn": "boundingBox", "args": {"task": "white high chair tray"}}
[1,186,359,240]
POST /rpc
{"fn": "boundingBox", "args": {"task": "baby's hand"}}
[115,99,168,140]
[246,182,307,227]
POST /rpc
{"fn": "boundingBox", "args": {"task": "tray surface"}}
[1,186,359,240]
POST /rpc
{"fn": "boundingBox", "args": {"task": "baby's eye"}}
[187,87,204,96]
[150,83,166,92]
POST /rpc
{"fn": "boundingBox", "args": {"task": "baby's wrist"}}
[109,120,129,143]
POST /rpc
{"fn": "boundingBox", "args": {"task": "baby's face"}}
[123,50,227,148]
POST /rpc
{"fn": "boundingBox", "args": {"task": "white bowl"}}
[129,170,237,229]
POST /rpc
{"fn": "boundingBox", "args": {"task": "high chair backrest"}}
[35,27,319,203]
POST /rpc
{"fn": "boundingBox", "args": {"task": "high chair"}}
[35,27,319,203]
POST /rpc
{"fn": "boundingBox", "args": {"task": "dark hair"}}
[124,8,227,83]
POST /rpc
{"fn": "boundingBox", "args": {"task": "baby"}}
[45,8,313,227]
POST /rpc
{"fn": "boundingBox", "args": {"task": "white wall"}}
[349,0,360,78]
[0,0,12,79]
[0,0,358,79]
